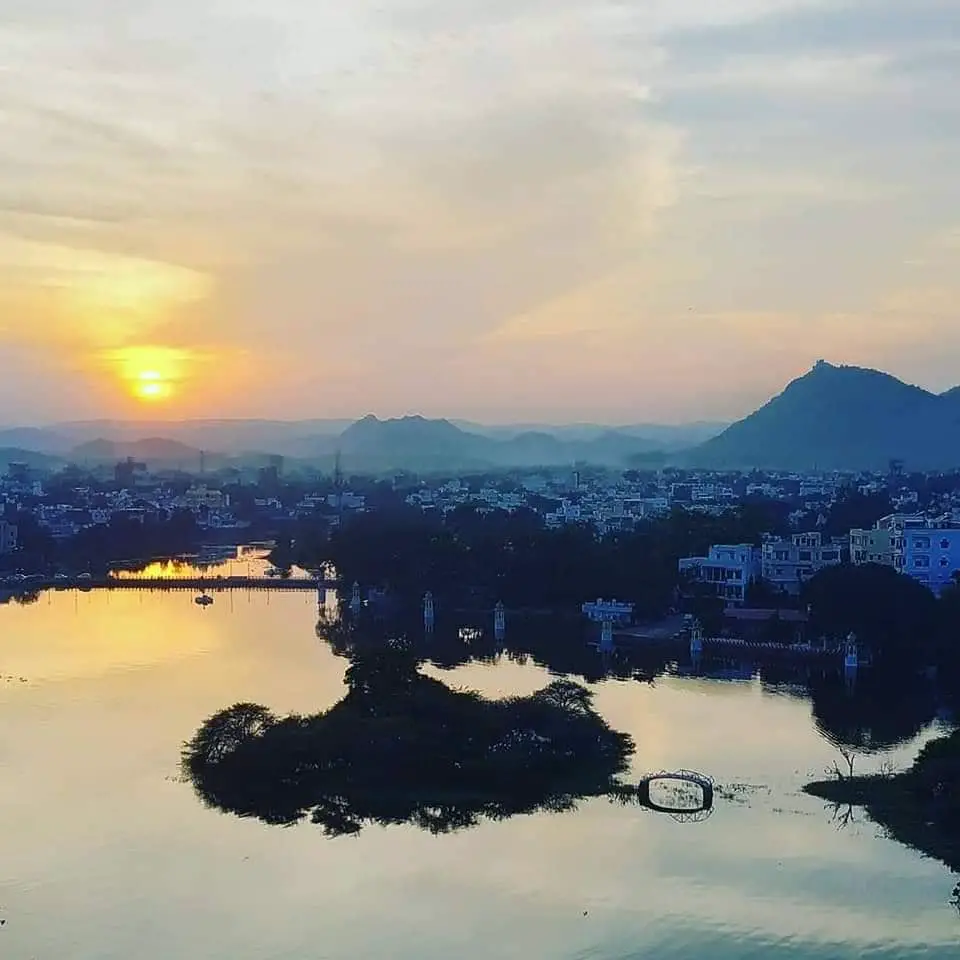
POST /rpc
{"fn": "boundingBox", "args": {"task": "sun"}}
[105,346,188,405]
[134,370,173,402]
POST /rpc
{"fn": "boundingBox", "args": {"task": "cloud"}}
[0,0,957,420]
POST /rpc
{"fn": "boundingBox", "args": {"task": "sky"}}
[0,0,957,424]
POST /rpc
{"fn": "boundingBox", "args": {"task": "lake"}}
[1,556,958,958]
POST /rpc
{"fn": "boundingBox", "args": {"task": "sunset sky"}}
[0,0,957,424]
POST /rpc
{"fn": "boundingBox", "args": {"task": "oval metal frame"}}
[636,770,715,815]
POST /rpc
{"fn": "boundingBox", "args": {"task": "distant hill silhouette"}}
[70,437,207,467]
[335,415,665,470]
[50,418,352,457]
[0,447,63,472]
[0,428,70,454]
[688,361,960,470]
[1,417,721,466]
[453,420,726,448]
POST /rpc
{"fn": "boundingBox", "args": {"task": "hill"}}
[688,361,960,471]
[0,447,64,472]
[8,417,706,463]
[338,415,489,469]
[0,428,70,454]
[334,416,666,471]
[69,437,209,468]
[455,420,726,448]
[48,419,352,457]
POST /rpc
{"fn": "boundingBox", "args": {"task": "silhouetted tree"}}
[803,563,937,666]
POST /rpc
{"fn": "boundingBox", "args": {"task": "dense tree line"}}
[802,563,960,684]
[1,510,203,574]
[311,504,788,617]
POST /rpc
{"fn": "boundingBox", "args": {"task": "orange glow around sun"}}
[105,346,191,405]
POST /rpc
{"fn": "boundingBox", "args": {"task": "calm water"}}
[2,560,958,958]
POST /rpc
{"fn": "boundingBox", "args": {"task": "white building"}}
[183,485,226,511]
[678,544,761,604]
[582,599,634,624]
[761,532,844,594]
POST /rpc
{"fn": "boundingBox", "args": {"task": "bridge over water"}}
[2,576,337,594]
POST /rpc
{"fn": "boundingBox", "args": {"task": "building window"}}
[914,537,931,549]
[940,558,950,567]
[799,551,812,561]
[914,556,930,569]
[941,539,951,550]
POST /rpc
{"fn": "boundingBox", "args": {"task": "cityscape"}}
[6,439,960,600]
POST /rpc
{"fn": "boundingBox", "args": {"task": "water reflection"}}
[4,576,960,959]
[114,548,313,580]
[809,672,939,754]
[319,609,948,759]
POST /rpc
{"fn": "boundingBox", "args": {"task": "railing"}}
[1,575,336,593]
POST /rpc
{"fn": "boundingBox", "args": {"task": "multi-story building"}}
[678,544,762,604]
[850,527,898,566]
[0,519,17,555]
[761,532,845,594]
[852,514,960,595]
[898,520,960,595]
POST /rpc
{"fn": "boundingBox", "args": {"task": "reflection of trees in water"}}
[318,611,671,687]
[319,612,942,759]
[808,672,938,754]
[807,729,960,917]
[0,589,42,607]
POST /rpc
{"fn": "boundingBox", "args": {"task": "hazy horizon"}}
[0,413,728,431]
[1,0,957,423]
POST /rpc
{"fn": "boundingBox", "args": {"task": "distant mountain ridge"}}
[687,361,960,470]
[452,420,726,448]
[334,415,668,470]
[0,416,726,471]
[0,447,64,471]
[70,438,209,467]
[9,365,960,473]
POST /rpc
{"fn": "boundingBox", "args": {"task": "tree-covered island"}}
[183,644,636,836]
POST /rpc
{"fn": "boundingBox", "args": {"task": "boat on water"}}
[195,595,214,607]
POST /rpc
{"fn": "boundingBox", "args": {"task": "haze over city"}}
[1,0,957,425]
